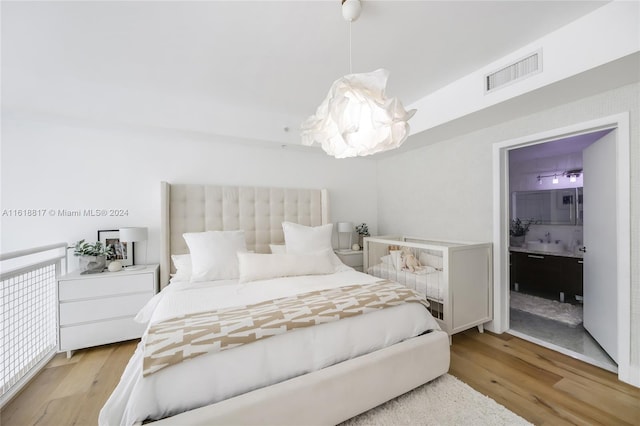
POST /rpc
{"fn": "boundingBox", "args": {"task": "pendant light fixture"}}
[301,0,416,158]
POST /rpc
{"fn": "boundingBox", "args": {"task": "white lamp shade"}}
[119,227,148,243]
[301,69,416,158]
[337,222,354,233]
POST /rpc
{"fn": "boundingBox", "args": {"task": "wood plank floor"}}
[450,330,640,426]
[2,331,639,425]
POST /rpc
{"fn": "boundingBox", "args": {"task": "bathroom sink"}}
[526,241,566,254]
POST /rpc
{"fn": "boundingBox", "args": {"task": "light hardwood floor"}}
[2,331,639,425]
[450,330,639,425]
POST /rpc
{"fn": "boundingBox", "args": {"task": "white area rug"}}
[510,291,583,327]
[341,374,531,426]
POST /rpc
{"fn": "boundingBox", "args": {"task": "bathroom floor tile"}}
[509,308,616,371]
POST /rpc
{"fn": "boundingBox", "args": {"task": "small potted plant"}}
[510,218,532,247]
[73,239,113,274]
[355,223,370,249]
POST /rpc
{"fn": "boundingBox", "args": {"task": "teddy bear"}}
[400,246,422,272]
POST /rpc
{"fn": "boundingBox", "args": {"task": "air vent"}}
[485,50,542,93]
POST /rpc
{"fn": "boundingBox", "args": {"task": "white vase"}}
[78,255,106,274]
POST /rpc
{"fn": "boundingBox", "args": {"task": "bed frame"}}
[154,182,450,425]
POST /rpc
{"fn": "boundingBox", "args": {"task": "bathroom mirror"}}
[511,188,581,225]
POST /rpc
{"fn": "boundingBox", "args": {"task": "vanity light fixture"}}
[535,169,582,185]
[301,0,416,158]
[564,169,582,183]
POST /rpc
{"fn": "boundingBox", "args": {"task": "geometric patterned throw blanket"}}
[143,280,430,377]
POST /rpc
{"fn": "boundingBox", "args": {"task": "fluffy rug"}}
[340,374,531,426]
[510,291,583,327]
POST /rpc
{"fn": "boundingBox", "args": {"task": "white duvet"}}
[99,270,440,425]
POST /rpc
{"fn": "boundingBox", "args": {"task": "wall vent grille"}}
[485,50,542,93]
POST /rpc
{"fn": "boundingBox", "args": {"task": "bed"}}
[99,183,450,425]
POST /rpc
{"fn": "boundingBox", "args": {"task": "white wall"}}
[408,0,639,135]
[377,82,639,378]
[0,111,378,263]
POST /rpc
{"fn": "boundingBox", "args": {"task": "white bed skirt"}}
[151,330,450,426]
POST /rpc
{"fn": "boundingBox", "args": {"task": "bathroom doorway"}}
[492,113,632,385]
[507,129,616,372]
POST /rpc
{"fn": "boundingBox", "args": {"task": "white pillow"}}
[389,250,403,271]
[183,230,247,282]
[419,252,444,270]
[282,222,333,254]
[380,254,395,270]
[171,254,192,282]
[282,222,352,273]
[237,250,335,283]
[269,244,287,254]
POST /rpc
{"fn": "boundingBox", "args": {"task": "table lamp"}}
[119,227,148,270]
[337,222,353,252]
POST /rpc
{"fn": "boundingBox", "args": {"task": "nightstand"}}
[335,249,364,272]
[57,264,159,357]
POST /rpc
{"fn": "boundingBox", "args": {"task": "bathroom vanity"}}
[510,247,583,303]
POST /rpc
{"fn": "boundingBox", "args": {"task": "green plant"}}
[510,218,533,237]
[73,239,114,259]
[355,223,370,237]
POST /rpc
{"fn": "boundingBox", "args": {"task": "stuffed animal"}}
[400,247,422,272]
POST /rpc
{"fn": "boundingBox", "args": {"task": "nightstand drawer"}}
[59,292,152,326]
[59,317,146,351]
[59,273,152,301]
[335,251,364,271]
[340,254,363,268]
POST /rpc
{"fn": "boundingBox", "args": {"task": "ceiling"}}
[509,129,614,165]
[2,1,613,147]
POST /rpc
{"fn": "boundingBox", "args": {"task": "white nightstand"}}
[335,249,364,272]
[57,264,159,357]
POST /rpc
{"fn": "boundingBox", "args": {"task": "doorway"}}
[491,113,634,386]
[507,130,616,372]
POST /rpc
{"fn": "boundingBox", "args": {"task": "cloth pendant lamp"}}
[301,0,416,158]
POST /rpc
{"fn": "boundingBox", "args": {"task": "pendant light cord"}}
[349,20,352,74]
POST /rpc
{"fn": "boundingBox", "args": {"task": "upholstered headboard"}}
[160,182,330,288]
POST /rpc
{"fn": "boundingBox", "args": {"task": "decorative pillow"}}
[282,222,333,254]
[269,244,287,254]
[389,250,403,271]
[380,254,395,270]
[419,252,444,270]
[282,222,352,272]
[171,254,192,282]
[183,230,247,282]
[237,250,335,283]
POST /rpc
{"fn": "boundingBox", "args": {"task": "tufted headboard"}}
[160,182,330,288]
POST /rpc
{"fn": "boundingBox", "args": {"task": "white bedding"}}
[99,270,440,425]
[367,263,444,301]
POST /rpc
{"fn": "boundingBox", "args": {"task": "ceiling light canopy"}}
[301,0,416,159]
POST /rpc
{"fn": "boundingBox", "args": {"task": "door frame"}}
[490,112,634,386]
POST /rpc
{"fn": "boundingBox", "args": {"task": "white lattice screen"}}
[1,244,66,407]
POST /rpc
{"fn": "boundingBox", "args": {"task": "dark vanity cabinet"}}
[510,251,583,303]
